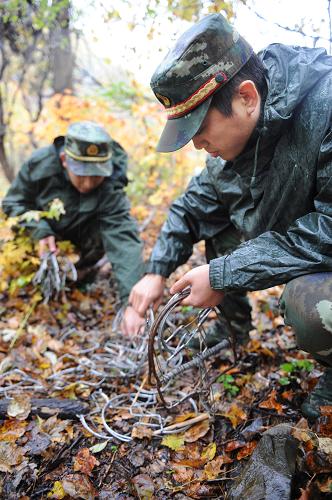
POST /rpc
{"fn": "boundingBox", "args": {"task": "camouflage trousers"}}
[207,227,332,368]
[280,273,332,368]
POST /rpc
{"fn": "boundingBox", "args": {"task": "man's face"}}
[192,81,260,161]
[60,153,105,194]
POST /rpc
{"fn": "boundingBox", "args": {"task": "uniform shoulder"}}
[27,144,62,180]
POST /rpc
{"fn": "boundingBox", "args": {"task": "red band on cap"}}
[166,73,227,119]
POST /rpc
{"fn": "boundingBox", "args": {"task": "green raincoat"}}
[2,137,144,302]
[146,44,332,291]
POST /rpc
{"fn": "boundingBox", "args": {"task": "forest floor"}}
[0,236,332,499]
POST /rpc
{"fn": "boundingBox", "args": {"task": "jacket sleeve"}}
[2,160,55,240]
[146,167,231,277]
[210,129,332,292]
[110,139,129,187]
[99,190,145,302]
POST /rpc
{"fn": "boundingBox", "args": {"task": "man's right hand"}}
[129,273,166,317]
[38,235,58,257]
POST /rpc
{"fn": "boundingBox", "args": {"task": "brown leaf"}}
[221,403,247,428]
[172,465,194,483]
[7,395,31,420]
[203,455,232,480]
[281,389,295,401]
[174,412,197,423]
[184,419,210,442]
[132,474,154,499]
[236,441,257,460]
[225,440,246,453]
[259,389,284,414]
[317,477,332,493]
[73,448,99,476]
[0,442,25,472]
[0,419,28,442]
[316,406,332,437]
[131,425,153,440]
[62,474,97,499]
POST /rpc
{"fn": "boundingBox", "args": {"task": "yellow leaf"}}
[161,434,185,451]
[47,480,66,499]
[201,442,216,462]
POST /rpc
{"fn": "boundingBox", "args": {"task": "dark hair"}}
[211,53,267,116]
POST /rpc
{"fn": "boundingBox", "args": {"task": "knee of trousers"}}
[280,273,332,359]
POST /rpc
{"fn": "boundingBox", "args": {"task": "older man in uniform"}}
[128,14,332,420]
[3,121,144,333]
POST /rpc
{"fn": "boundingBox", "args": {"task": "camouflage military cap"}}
[64,121,113,176]
[150,13,253,152]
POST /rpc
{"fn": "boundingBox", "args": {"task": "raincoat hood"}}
[261,44,332,137]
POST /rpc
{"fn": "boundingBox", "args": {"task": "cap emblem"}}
[86,144,99,156]
[155,93,171,108]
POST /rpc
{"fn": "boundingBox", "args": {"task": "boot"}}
[301,367,332,420]
[188,316,250,350]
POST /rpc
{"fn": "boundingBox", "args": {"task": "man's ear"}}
[237,80,260,116]
[59,151,67,168]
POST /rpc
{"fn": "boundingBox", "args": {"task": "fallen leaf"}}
[0,442,25,472]
[172,465,194,483]
[131,425,153,440]
[161,434,185,451]
[0,419,28,442]
[174,412,197,423]
[62,474,97,499]
[89,441,108,454]
[73,448,99,476]
[132,474,154,499]
[317,477,332,493]
[47,480,66,499]
[259,389,283,414]
[281,389,295,401]
[225,440,246,452]
[201,442,216,463]
[184,419,210,442]
[317,406,332,436]
[203,455,232,480]
[236,441,257,460]
[221,403,247,428]
[7,395,31,420]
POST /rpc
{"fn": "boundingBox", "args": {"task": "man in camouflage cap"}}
[129,13,332,420]
[3,121,145,334]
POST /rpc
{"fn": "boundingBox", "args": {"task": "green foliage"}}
[278,359,314,386]
[0,0,71,28]
[217,373,240,397]
[280,359,314,374]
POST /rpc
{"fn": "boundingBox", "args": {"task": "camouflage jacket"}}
[2,137,144,302]
[146,44,332,292]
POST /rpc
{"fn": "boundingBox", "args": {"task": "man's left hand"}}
[121,305,145,337]
[170,264,224,308]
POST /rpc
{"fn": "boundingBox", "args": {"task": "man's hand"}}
[170,264,224,308]
[38,236,58,257]
[121,305,145,336]
[128,274,166,316]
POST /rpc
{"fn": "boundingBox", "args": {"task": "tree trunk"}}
[50,0,74,93]
[0,90,15,182]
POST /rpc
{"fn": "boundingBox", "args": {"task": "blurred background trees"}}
[0,0,331,221]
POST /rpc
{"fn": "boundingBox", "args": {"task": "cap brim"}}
[67,157,113,177]
[156,96,212,153]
